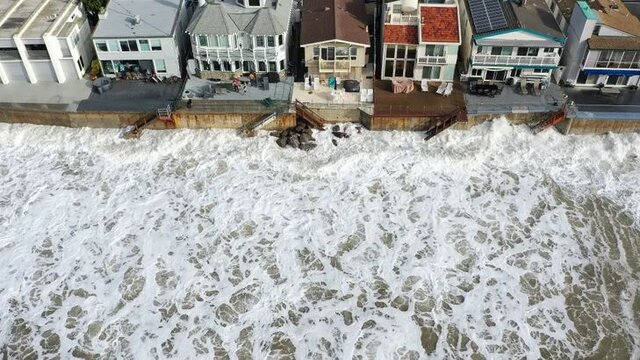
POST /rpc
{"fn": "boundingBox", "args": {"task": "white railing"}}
[473,54,560,66]
[386,14,419,24]
[417,56,448,65]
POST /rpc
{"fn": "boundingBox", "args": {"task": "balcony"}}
[472,54,560,67]
[318,60,351,73]
[417,56,448,65]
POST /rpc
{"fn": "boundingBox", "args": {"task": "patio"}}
[564,86,640,115]
[291,77,374,105]
[77,79,184,112]
[0,79,92,110]
[373,79,466,116]
[182,76,293,103]
[463,82,566,115]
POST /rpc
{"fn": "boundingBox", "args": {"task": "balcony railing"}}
[319,59,351,72]
[417,56,448,65]
[473,54,560,66]
[386,14,419,24]
[594,61,640,69]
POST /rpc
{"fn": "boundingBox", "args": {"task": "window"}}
[425,45,444,57]
[242,61,252,71]
[201,60,211,71]
[77,56,84,70]
[350,47,358,60]
[321,47,335,60]
[139,40,150,51]
[476,46,483,54]
[384,60,393,78]
[386,46,395,59]
[249,0,260,5]
[593,25,600,36]
[267,36,275,47]
[258,61,266,71]
[101,60,114,74]
[517,47,538,56]
[223,61,231,71]
[96,41,108,51]
[213,61,221,71]
[394,61,404,77]
[119,40,131,51]
[422,66,441,79]
[269,61,277,71]
[280,60,285,70]
[511,69,522,77]
[471,68,483,77]
[405,60,414,78]
[234,60,241,70]
[150,40,162,51]
[218,36,229,48]
[155,59,166,73]
[198,36,208,46]
[392,4,401,13]
[107,40,118,51]
[491,46,502,55]
[533,68,548,74]
[543,47,554,53]
[256,36,264,47]
[278,35,283,46]
[336,47,349,59]
[313,47,319,60]
[397,46,406,58]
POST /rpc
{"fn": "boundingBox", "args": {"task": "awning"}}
[582,68,640,76]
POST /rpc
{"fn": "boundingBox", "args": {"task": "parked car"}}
[343,80,360,92]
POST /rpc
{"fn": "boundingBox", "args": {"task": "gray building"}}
[185,0,295,79]
[93,0,192,79]
[0,0,94,84]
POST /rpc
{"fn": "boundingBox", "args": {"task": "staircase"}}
[121,105,174,139]
[238,112,277,137]
[530,110,566,134]
[295,100,326,130]
[424,110,464,141]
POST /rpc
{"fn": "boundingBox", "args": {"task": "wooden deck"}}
[373,79,466,117]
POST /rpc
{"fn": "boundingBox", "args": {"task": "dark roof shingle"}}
[301,0,370,46]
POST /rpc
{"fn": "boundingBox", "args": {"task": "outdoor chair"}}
[304,77,311,90]
[520,80,527,95]
[444,82,453,97]
[436,82,446,95]
[420,79,429,92]
[313,77,320,90]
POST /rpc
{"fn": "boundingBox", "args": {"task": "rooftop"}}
[384,24,418,44]
[300,0,369,46]
[556,0,640,36]
[186,0,293,36]
[466,0,564,39]
[420,5,460,43]
[93,0,183,39]
[588,35,640,49]
[0,0,77,38]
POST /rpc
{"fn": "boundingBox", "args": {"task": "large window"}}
[155,59,166,73]
[198,35,208,46]
[256,36,265,47]
[490,46,513,56]
[139,40,150,51]
[597,50,640,68]
[267,36,275,47]
[150,40,162,51]
[119,40,138,52]
[424,45,444,57]
[517,47,538,56]
[422,66,441,79]
[269,61,277,72]
[383,44,416,78]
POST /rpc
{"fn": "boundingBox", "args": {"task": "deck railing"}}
[473,54,560,66]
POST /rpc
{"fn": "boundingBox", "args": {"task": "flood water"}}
[0,120,639,359]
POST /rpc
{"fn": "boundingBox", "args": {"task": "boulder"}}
[333,131,350,139]
[332,125,340,132]
[269,131,281,138]
[288,136,300,149]
[276,137,288,148]
[332,139,338,146]
[299,143,317,151]
[299,133,314,144]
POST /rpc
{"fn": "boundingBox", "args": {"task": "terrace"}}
[463,82,566,115]
[373,79,465,116]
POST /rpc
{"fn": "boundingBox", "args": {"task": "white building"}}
[185,0,294,79]
[381,0,461,81]
[93,0,192,78]
[459,0,566,85]
[557,0,640,87]
[0,0,94,84]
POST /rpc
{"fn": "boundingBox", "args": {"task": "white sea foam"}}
[0,119,639,359]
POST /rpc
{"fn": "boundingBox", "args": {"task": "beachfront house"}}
[381,0,461,81]
[556,0,640,87]
[185,0,294,80]
[458,0,566,85]
[0,0,94,83]
[300,0,370,81]
[92,0,192,79]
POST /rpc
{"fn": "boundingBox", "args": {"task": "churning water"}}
[0,120,639,359]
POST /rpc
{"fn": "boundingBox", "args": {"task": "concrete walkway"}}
[0,79,92,109]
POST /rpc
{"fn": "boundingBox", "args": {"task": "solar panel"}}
[468,0,508,34]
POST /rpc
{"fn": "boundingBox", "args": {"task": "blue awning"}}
[583,68,640,76]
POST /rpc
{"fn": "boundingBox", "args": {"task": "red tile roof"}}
[420,6,459,43]
[384,25,418,44]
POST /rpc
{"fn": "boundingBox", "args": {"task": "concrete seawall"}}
[0,105,639,135]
